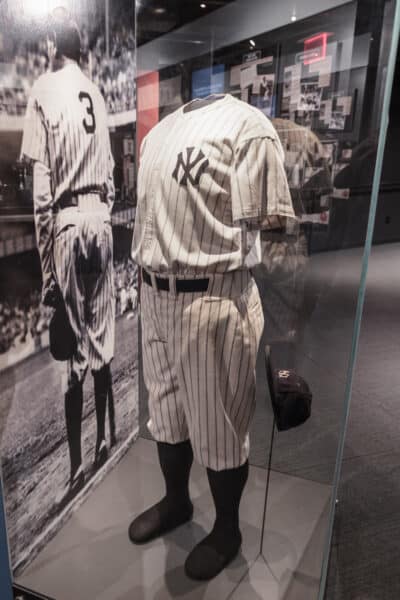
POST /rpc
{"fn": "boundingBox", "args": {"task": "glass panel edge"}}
[318,2,400,597]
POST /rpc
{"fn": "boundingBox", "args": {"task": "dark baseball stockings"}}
[65,380,83,478]
[93,364,109,460]
[107,368,117,447]
[185,460,249,580]
[128,440,194,543]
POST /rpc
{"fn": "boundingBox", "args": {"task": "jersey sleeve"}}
[32,160,56,297]
[106,146,115,211]
[138,134,148,164]
[20,88,49,166]
[231,134,296,230]
[108,143,115,175]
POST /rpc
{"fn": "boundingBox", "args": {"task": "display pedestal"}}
[17,438,331,600]
[232,471,331,599]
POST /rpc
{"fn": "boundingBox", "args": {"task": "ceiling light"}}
[154,7,166,14]
[200,3,207,8]
[249,39,256,47]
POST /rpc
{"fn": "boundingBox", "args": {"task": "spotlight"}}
[154,7,166,14]
[200,3,207,8]
[291,9,297,21]
[249,39,256,47]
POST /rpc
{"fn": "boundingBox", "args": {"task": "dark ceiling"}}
[136,0,236,46]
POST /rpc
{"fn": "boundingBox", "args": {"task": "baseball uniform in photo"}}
[21,62,115,384]
[20,28,117,504]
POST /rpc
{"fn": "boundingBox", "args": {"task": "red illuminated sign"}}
[303,33,329,65]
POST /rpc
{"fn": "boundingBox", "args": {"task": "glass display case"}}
[135,2,399,598]
[0,1,399,599]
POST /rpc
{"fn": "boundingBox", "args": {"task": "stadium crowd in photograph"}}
[0,9,137,365]
[1,23,135,116]
[0,258,138,356]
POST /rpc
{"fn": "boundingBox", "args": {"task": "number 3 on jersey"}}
[79,91,96,134]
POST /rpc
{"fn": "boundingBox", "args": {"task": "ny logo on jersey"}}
[172,147,209,187]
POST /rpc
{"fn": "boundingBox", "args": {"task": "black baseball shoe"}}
[129,440,194,544]
[128,496,194,544]
[55,465,85,510]
[185,461,248,580]
[184,524,242,580]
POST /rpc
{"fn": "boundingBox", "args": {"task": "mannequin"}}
[130,93,294,580]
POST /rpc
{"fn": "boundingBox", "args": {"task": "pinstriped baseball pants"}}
[141,269,264,471]
[53,198,115,386]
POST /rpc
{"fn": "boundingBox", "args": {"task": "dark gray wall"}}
[137,0,355,71]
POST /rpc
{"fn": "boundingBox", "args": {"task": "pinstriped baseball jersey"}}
[20,61,115,383]
[21,62,114,205]
[132,94,295,276]
[135,95,295,470]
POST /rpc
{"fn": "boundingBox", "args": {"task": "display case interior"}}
[0,1,398,599]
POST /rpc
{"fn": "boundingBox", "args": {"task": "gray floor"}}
[324,243,400,599]
[15,242,400,599]
[17,438,330,600]
[258,241,400,598]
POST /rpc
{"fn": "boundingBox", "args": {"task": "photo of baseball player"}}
[0,0,138,574]
[19,8,117,508]
[130,93,295,580]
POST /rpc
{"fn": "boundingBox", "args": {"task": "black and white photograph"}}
[321,140,338,168]
[297,82,322,112]
[258,73,274,98]
[0,0,138,575]
[250,73,275,116]
[319,99,332,123]
[283,66,292,97]
[329,110,346,130]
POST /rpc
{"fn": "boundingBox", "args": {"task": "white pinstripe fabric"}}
[134,95,295,470]
[132,94,295,275]
[20,63,114,205]
[20,62,116,385]
[141,270,264,471]
[53,197,115,383]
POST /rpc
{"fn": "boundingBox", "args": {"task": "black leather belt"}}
[57,187,106,210]
[142,268,209,293]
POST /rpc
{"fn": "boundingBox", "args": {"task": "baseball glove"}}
[42,279,63,308]
[49,295,77,362]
